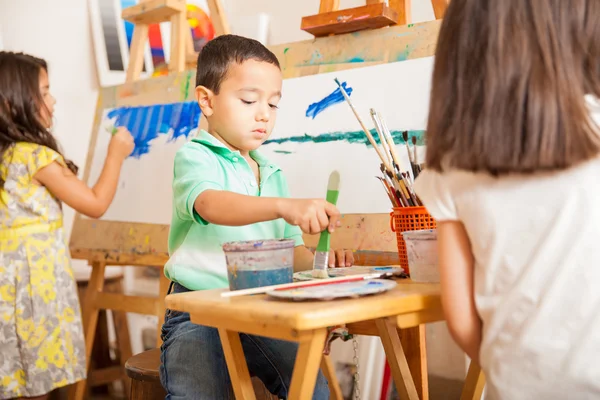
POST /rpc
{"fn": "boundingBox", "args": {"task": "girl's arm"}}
[437,220,482,363]
[35,128,135,219]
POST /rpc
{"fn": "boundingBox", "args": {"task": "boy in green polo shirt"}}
[160,35,353,399]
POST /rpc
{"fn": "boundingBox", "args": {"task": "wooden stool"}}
[301,0,449,37]
[125,348,278,400]
[124,349,165,400]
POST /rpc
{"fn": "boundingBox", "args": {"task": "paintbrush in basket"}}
[412,136,421,178]
[312,170,341,279]
[402,131,413,163]
[334,78,393,173]
[401,172,419,205]
[378,112,404,174]
[370,109,394,169]
[377,176,400,207]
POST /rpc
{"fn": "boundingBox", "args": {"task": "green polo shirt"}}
[165,130,304,291]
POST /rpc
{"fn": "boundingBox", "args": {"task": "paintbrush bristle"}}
[402,131,408,143]
[312,269,329,279]
[312,251,330,278]
[412,136,417,145]
[334,77,342,87]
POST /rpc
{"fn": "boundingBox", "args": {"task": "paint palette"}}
[293,266,406,282]
[267,279,397,301]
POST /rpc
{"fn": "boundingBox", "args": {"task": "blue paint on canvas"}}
[264,129,426,147]
[105,99,423,159]
[305,81,353,119]
[107,101,201,158]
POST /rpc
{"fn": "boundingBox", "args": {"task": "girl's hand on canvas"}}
[328,249,354,268]
[108,127,135,161]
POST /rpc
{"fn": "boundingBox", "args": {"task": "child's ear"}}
[195,85,214,117]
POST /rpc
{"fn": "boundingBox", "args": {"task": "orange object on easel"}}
[302,0,449,38]
[122,0,230,82]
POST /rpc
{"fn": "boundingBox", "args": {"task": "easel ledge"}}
[70,213,401,266]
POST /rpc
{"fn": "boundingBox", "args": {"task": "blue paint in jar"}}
[223,239,295,291]
[227,266,292,291]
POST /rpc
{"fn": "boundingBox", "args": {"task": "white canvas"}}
[86,56,434,224]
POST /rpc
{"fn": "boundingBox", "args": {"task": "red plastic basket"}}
[390,206,436,275]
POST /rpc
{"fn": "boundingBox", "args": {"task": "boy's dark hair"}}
[195,34,280,93]
[426,0,600,175]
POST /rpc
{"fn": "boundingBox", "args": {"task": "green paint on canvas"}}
[264,130,426,147]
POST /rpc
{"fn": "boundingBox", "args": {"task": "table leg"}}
[376,318,419,400]
[399,325,428,399]
[288,329,328,400]
[218,328,257,400]
[321,355,343,400]
[460,361,485,400]
[70,261,106,400]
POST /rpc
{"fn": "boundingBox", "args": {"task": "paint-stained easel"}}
[301,0,449,37]
[70,2,230,398]
[123,0,230,82]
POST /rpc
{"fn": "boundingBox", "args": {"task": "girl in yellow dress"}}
[0,52,134,399]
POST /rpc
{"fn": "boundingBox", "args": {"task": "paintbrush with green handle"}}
[312,170,341,279]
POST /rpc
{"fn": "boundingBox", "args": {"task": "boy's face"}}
[197,60,282,155]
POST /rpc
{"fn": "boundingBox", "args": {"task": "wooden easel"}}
[123,0,230,82]
[301,0,449,37]
[70,3,232,399]
[70,7,467,399]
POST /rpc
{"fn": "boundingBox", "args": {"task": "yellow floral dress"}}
[0,142,86,398]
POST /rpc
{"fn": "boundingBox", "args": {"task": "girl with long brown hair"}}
[0,51,134,399]
[415,0,600,398]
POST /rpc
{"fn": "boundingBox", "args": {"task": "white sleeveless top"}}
[414,96,600,399]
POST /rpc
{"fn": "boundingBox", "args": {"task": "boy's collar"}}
[192,129,278,169]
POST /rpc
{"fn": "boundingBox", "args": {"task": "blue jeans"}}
[159,283,329,399]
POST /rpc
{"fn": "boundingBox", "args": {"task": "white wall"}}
[0,0,466,395]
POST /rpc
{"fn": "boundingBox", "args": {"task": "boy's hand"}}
[328,249,354,268]
[279,199,341,234]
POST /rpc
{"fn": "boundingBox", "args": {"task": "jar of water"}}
[222,239,295,291]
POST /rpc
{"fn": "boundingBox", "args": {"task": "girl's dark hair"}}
[0,51,78,190]
[195,34,280,93]
[426,0,600,175]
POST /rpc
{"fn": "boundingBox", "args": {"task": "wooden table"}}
[166,279,485,400]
